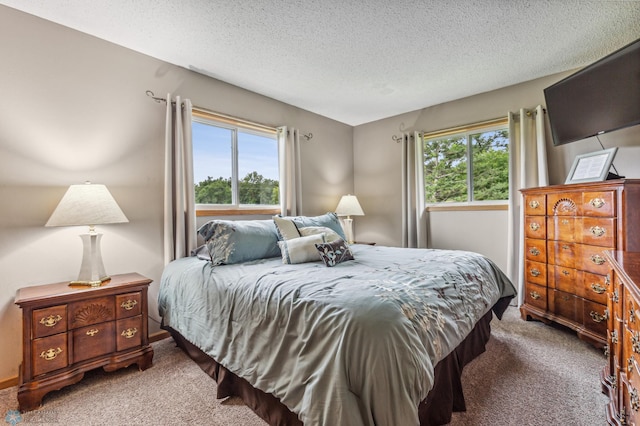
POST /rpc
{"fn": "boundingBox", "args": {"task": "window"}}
[422,119,509,204]
[192,110,279,213]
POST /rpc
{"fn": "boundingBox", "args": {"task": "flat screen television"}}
[544,38,640,146]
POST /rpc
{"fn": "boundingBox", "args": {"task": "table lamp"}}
[45,182,128,286]
[334,194,364,244]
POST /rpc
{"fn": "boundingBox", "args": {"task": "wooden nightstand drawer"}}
[117,316,142,351]
[33,305,67,338]
[68,296,115,329]
[116,292,141,319]
[72,322,116,363]
[32,333,67,376]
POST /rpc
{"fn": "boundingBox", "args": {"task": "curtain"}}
[507,105,548,306]
[401,131,428,248]
[278,126,302,216]
[163,94,197,265]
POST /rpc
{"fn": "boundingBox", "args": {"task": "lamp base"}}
[69,233,111,287]
[342,217,355,245]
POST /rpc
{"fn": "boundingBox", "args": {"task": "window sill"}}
[196,208,280,217]
[425,203,508,212]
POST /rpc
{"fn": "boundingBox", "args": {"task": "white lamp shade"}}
[46,183,128,227]
[334,194,364,217]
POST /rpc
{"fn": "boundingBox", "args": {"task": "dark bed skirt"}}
[164,309,494,426]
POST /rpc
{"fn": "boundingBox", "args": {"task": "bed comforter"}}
[158,245,516,425]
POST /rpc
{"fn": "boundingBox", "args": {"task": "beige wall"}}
[0,6,353,382]
[353,73,640,272]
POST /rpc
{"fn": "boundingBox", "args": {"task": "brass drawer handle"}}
[561,219,570,225]
[590,311,605,323]
[632,387,640,412]
[591,254,605,265]
[120,300,138,311]
[612,329,619,344]
[86,328,99,336]
[528,247,540,256]
[590,198,605,209]
[562,270,570,276]
[40,347,62,361]
[529,222,540,231]
[39,314,62,328]
[590,226,606,237]
[530,268,541,277]
[121,328,138,339]
[591,283,606,294]
[528,200,540,209]
[530,291,541,300]
[562,244,570,250]
[633,332,640,353]
[629,357,634,373]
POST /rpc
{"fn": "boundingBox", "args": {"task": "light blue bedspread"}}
[158,245,515,425]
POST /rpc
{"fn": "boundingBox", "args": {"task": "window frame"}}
[192,109,280,216]
[421,117,509,208]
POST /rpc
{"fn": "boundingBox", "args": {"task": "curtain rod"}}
[146,90,313,140]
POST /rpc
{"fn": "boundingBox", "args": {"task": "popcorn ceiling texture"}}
[1,0,638,125]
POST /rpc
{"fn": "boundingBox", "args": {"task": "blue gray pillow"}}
[277,212,346,241]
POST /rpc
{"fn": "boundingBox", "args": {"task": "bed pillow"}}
[279,212,347,241]
[197,219,280,265]
[273,216,301,240]
[315,238,354,267]
[277,233,325,264]
[299,226,342,243]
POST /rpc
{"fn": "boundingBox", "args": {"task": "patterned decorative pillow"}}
[278,212,347,241]
[315,238,354,267]
[273,216,301,240]
[197,219,280,265]
[277,233,325,264]
[299,226,342,243]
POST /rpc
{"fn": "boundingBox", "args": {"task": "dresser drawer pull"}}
[590,226,606,237]
[633,332,640,354]
[631,308,637,323]
[528,247,540,256]
[529,222,540,232]
[591,254,606,265]
[120,300,138,311]
[561,219,570,225]
[629,356,634,373]
[528,200,540,209]
[39,314,63,328]
[562,270,570,276]
[590,283,606,294]
[590,311,605,323]
[530,291,541,300]
[562,245,570,250]
[589,198,605,209]
[632,387,640,412]
[40,347,63,361]
[530,268,541,277]
[121,328,138,339]
[612,329,619,344]
[86,328,99,336]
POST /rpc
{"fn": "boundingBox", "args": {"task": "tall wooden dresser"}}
[520,180,640,348]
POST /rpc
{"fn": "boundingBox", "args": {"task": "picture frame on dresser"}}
[565,147,618,184]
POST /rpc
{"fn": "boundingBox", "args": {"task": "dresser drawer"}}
[116,292,142,319]
[525,238,546,262]
[524,282,547,310]
[583,191,615,217]
[580,245,614,275]
[68,297,115,329]
[72,322,116,363]
[32,333,68,376]
[547,240,577,268]
[551,290,579,323]
[117,315,142,351]
[524,216,546,239]
[525,260,546,285]
[582,271,608,305]
[33,305,67,338]
[547,193,580,216]
[547,216,577,242]
[580,217,616,247]
[583,299,607,336]
[524,195,546,216]
[551,265,577,294]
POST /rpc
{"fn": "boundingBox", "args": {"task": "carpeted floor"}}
[0,307,608,425]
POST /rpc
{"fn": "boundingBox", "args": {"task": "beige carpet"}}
[0,307,608,425]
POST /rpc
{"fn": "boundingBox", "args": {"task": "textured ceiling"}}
[2,1,639,126]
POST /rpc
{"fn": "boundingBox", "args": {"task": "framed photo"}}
[565,147,618,184]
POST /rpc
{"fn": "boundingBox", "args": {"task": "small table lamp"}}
[45,182,129,286]
[335,194,364,244]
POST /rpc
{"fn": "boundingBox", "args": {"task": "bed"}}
[158,214,516,425]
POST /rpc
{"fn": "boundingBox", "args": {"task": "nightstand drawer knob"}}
[121,300,138,311]
[121,328,138,339]
[86,328,99,336]
[39,314,62,327]
[40,347,62,361]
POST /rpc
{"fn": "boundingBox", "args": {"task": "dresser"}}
[520,180,640,348]
[15,273,153,411]
[603,251,640,425]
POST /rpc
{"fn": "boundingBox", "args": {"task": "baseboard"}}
[0,375,18,390]
[149,330,170,343]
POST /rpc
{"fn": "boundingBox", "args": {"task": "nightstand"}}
[14,273,153,411]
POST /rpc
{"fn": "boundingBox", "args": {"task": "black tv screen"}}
[544,38,640,146]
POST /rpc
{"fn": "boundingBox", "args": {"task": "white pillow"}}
[299,226,342,243]
[277,233,325,264]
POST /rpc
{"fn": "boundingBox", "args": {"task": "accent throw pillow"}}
[273,216,301,240]
[278,233,325,264]
[299,226,342,243]
[315,238,354,267]
[279,212,347,241]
